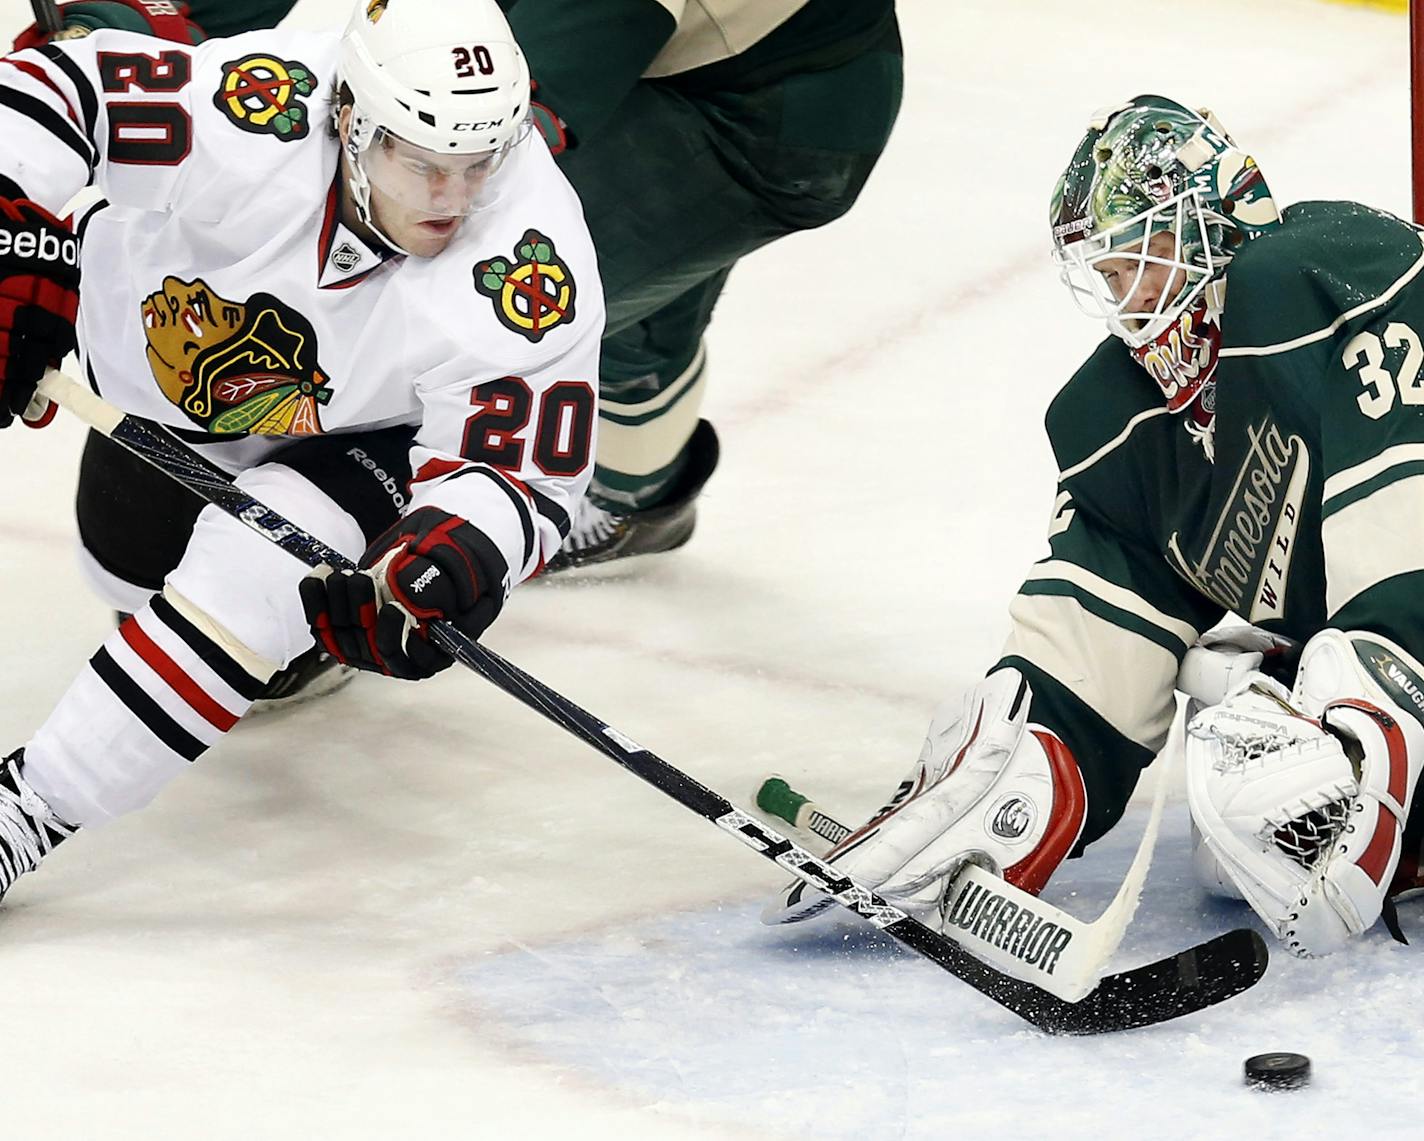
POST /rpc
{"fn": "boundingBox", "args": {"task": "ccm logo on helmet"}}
[0,229,79,268]
[453,119,506,132]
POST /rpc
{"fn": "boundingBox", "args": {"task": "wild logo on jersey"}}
[1165,416,1309,622]
[475,230,577,343]
[141,276,333,436]
[214,56,318,142]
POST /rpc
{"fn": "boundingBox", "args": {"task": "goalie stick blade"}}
[1038,927,1270,1035]
[887,918,1267,1034]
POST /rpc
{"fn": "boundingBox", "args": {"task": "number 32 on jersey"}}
[1343,323,1424,419]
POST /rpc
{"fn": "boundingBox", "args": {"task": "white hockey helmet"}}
[337,0,533,248]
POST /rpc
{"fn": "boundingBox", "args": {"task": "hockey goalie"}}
[767,96,1424,959]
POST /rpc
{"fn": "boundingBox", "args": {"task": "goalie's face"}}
[1092,230,1187,326]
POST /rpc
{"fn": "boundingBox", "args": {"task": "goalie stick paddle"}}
[33,370,1269,1034]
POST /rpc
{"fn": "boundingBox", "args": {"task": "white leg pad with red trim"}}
[762,668,1087,926]
[1186,630,1424,956]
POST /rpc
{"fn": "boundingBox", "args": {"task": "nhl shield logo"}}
[474,230,577,343]
[332,242,362,274]
[214,55,318,141]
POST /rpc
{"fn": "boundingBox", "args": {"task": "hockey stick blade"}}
[34,369,1268,1034]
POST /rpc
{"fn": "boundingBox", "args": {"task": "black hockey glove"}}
[299,507,505,680]
[0,198,80,429]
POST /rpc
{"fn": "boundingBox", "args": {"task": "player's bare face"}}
[1094,231,1186,328]
[337,108,496,258]
[366,135,495,257]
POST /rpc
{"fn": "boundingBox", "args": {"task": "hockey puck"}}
[1243,1052,1311,1090]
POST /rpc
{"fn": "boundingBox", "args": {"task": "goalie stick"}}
[31,369,1268,1034]
[754,717,1181,1005]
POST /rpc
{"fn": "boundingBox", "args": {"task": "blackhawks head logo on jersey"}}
[475,230,577,343]
[141,276,333,436]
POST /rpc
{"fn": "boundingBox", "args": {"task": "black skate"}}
[249,646,356,714]
[545,420,719,573]
[0,749,75,899]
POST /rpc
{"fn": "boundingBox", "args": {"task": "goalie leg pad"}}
[763,669,1087,926]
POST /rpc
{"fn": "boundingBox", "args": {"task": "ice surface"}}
[0,0,1417,1137]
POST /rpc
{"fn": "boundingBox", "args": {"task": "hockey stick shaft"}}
[30,1,63,36]
[33,369,1266,1032]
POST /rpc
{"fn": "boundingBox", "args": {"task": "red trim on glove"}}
[22,401,58,429]
[1330,698,1409,804]
[310,610,346,665]
[1356,803,1397,886]
[358,598,387,674]
[1004,730,1087,895]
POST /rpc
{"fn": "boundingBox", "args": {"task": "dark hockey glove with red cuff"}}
[299,507,506,680]
[13,1,204,51]
[0,198,80,430]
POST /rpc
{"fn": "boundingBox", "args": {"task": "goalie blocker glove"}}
[763,668,1088,926]
[1187,629,1424,956]
[300,506,505,680]
[0,198,79,429]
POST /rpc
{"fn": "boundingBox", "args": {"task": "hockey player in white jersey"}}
[0,0,602,896]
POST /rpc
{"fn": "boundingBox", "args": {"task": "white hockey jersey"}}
[0,28,603,590]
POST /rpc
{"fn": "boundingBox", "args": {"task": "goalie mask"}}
[1049,96,1280,414]
[336,0,533,255]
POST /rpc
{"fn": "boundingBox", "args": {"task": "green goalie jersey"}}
[1002,200,1424,847]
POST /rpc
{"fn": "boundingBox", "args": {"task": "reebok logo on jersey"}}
[475,230,577,343]
[0,228,79,269]
[345,449,407,511]
[409,565,441,593]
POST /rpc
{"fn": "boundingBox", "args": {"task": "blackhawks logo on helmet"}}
[475,230,577,343]
[214,56,317,141]
[141,276,333,436]
[366,0,389,22]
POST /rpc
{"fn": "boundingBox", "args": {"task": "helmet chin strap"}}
[342,108,414,257]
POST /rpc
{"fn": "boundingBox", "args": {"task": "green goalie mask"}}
[1049,95,1281,413]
